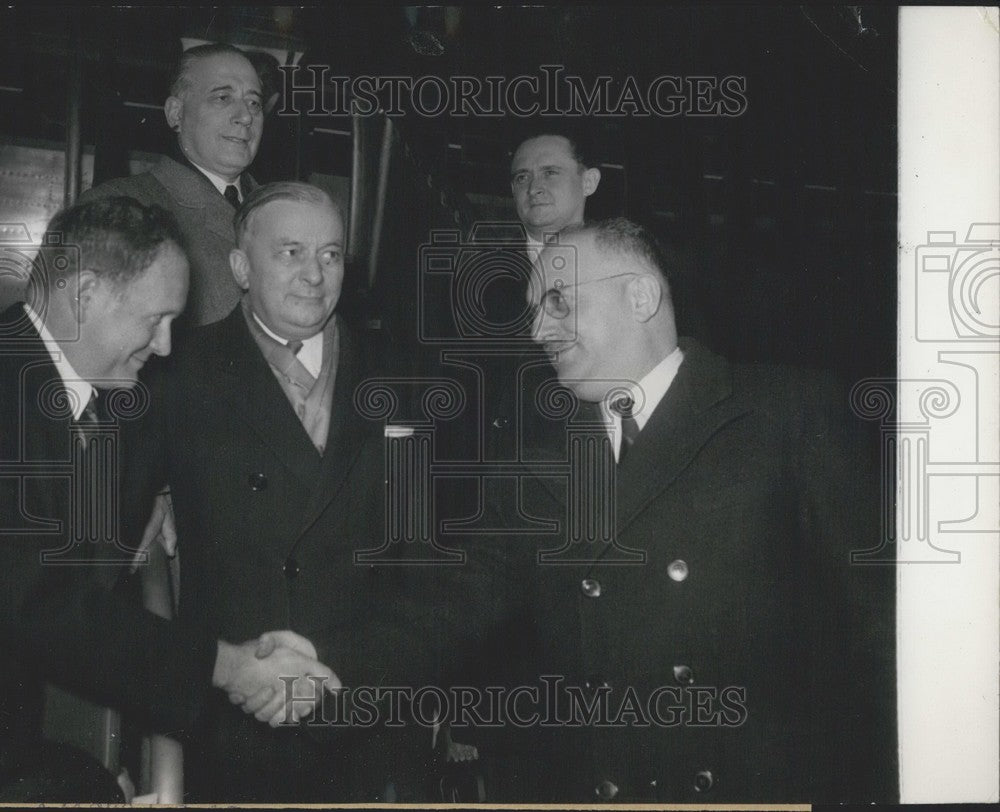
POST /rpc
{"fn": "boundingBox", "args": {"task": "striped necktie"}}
[611,395,640,464]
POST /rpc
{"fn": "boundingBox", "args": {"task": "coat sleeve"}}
[0,360,218,734]
[3,564,218,733]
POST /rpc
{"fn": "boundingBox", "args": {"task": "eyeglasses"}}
[531,272,638,321]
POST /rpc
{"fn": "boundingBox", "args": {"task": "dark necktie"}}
[74,390,101,445]
[611,395,640,464]
[224,183,241,208]
[287,340,303,356]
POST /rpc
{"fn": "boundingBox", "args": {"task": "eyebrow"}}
[510,163,565,178]
[273,238,343,248]
[208,83,262,99]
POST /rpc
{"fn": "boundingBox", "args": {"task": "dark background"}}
[0,4,898,382]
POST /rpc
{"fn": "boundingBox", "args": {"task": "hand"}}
[226,630,320,705]
[214,638,339,728]
[253,629,317,661]
[241,631,338,726]
[130,490,176,572]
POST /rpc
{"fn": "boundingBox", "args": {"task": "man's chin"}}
[527,212,559,231]
[552,375,605,404]
[94,376,139,391]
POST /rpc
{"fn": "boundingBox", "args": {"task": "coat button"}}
[248,472,267,491]
[580,578,602,598]
[491,416,509,429]
[667,559,688,581]
[673,665,694,684]
[283,557,300,578]
[694,770,713,792]
[594,779,618,800]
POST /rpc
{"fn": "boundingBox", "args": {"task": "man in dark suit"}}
[510,128,602,256]
[141,182,444,801]
[0,197,336,801]
[476,127,604,461]
[80,43,263,326]
[458,217,897,803]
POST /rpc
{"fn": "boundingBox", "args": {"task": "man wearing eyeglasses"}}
[465,217,897,803]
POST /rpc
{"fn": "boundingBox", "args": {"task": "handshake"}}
[212,630,339,727]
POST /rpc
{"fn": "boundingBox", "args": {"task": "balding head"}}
[528,218,678,401]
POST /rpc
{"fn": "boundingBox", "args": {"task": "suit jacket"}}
[78,155,257,326]
[143,306,451,802]
[0,304,217,781]
[457,338,897,804]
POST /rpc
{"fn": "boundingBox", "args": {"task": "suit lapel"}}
[293,323,378,544]
[152,157,256,243]
[613,340,750,534]
[526,397,605,508]
[0,308,73,467]
[1,307,128,582]
[209,309,322,488]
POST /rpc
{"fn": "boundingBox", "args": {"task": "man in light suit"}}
[460,217,897,803]
[0,197,336,802]
[80,43,263,326]
[140,182,445,801]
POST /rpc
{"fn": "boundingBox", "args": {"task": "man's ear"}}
[164,96,183,132]
[582,166,601,197]
[75,270,102,322]
[628,274,663,322]
[230,248,251,290]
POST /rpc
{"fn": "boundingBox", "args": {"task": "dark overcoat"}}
[456,338,897,804]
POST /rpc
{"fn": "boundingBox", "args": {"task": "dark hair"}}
[509,120,597,169]
[168,42,256,98]
[33,197,185,290]
[234,181,340,246]
[564,217,675,287]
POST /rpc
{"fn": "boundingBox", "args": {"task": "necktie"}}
[73,389,121,574]
[81,390,99,424]
[74,390,100,446]
[287,340,303,356]
[224,183,241,208]
[611,396,640,464]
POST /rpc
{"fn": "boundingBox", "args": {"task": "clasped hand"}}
[215,630,340,728]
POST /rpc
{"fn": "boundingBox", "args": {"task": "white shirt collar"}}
[23,303,93,421]
[188,161,242,200]
[601,345,685,459]
[251,312,324,378]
